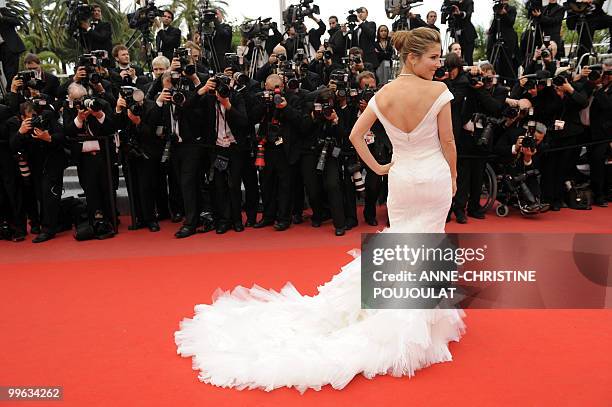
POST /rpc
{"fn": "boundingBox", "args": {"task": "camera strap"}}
[170,105,182,143]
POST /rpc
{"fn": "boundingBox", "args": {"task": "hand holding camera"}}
[32,128,52,142]
[157,88,174,104]
[73,66,87,83]
[18,118,33,135]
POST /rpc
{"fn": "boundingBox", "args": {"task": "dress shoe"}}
[335,227,346,236]
[245,219,256,228]
[233,223,245,232]
[551,202,561,211]
[30,224,41,235]
[216,224,229,235]
[292,214,304,224]
[345,219,358,230]
[12,232,26,242]
[128,221,144,231]
[311,220,321,228]
[594,198,608,208]
[32,232,55,243]
[365,218,378,226]
[147,222,160,232]
[274,222,290,231]
[197,223,215,233]
[171,213,184,223]
[253,219,274,229]
[455,211,468,224]
[175,226,196,239]
[467,210,486,219]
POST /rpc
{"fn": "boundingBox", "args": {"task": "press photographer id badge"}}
[554,120,565,131]
[364,131,375,145]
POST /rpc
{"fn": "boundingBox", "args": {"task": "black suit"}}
[212,21,233,71]
[156,26,182,62]
[351,21,377,68]
[451,0,477,65]
[487,4,519,80]
[0,104,26,235]
[0,8,26,83]
[588,84,612,201]
[81,20,113,56]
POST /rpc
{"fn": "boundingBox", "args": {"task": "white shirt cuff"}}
[74,117,84,129]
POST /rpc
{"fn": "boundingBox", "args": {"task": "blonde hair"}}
[392,27,441,61]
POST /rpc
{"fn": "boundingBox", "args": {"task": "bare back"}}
[374,78,447,134]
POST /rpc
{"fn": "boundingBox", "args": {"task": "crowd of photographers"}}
[0,0,611,243]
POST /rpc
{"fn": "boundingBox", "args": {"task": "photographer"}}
[350,7,377,69]
[80,4,113,56]
[255,44,288,84]
[487,0,519,81]
[493,103,546,213]
[587,59,612,207]
[303,89,350,236]
[534,67,589,211]
[567,0,612,64]
[156,10,182,62]
[154,67,208,238]
[453,63,507,223]
[443,0,477,65]
[6,71,54,115]
[211,9,233,71]
[427,11,440,32]
[22,53,60,102]
[201,72,249,234]
[251,74,306,232]
[8,101,66,243]
[0,5,26,84]
[356,72,391,227]
[523,40,559,75]
[63,82,116,239]
[438,53,470,147]
[109,45,147,90]
[58,53,117,108]
[530,0,565,58]
[114,87,162,232]
[0,103,28,241]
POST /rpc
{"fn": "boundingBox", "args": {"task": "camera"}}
[441,0,461,24]
[385,0,422,19]
[359,85,376,102]
[65,0,92,38]
[346,159,365,194]
[323,50,333,60]
[585,64,604,81]
[522,108,538,152]
[493,0,508,15]
[127,0,163,31]
[198,0,217,35]
[283,0,320,31]
[120,86,145,116]
[553,74,567,87]
[77,54,102,85]
[525,0,543,14]
[316,137,341,172]
[15,70,45,92]
[172,47,196,75]
[211,74,232,98]
[472,113,503,149]
[30,114,50,131]
[83,97,104,112]
[225,53,243,68]
[260,86,284,106]
[313,102,335,119]
[240,17,274,41]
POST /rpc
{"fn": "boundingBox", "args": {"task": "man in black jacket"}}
[154,69,209,238]
[156,10,182,62]
[80,4,113,56]
[64,82,116,239]
[0,6,26,84]
[23,53,60,102]
[487,0,518,82]
[9,101,66,243]
[531,0,565,57]
[202,78,249,234]
[351,7,377,69]
[252,74,307,231]
[446,0,477,65]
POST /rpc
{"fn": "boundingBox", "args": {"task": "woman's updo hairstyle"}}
[392,27,441,61]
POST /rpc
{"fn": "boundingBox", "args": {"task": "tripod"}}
[201,28,221,73]
[248,37,266,78]
[568,13,595,67]
[522,17,545,66]
[126,26,155,76]
[489,13,517,82]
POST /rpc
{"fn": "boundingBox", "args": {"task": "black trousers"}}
[541,136,577,204]
[340,156,358,225]
[126,155,160,223]
[77,152,114,223]
[240,148,260,223]
[459,38,475,66]
[156,158,183,218]
[589,141,609,201]
[0,149,26,234]
[298,153,325,223]
[364,166,388,222]
[210,144,244,227]
[171,143,207,228]
[455,157,486,213]
[321,157,347,229]
[261,146,291,224]
[32,154,65,233]
[291,161,305,218]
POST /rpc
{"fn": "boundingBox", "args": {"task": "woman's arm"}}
[437,102,457,196]
[349,106,393,175]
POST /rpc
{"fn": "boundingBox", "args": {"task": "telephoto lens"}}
[83,98,103,112]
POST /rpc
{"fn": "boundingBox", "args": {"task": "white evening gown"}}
[175,89,466,393]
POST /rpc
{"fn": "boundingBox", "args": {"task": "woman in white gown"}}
[175,28,465,393]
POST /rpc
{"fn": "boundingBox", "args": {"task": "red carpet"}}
[1,206,611,406]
